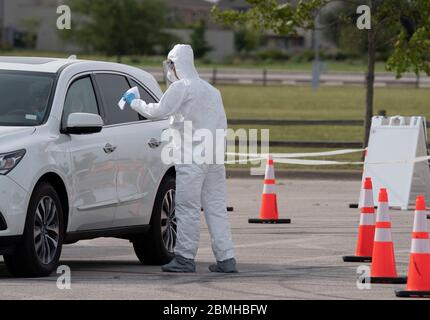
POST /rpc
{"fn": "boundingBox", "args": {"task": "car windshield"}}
[0,71,55,126]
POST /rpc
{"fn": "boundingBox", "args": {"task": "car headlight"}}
[0,149,26,175]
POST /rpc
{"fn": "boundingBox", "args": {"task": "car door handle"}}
[103,143,117,154]
[147,138,162,149]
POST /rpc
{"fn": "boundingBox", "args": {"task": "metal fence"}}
[144,67,430,88]
[227,119,430,149]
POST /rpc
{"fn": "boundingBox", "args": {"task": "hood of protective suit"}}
[167,44,199,80]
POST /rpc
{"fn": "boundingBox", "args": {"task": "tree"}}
[190,19,212,59]
[234,26,261,55]
[61,0,167,62]
[20,17,42,49]
[387,2,430,78]
[322,4,399,62]
[213,0,430,148]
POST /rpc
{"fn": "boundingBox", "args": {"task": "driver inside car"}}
[28,82,50,121]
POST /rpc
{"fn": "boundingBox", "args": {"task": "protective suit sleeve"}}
[130,81,187,120]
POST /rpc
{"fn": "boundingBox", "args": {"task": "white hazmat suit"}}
[129,44,235,268]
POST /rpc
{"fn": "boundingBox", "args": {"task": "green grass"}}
[228,125,364,142]
[219,85,430,170]
[220,86,430,120]
[203,61,389,73]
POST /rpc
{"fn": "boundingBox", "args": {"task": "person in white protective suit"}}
[122,44,237,273]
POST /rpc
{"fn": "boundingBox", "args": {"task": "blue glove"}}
[123,92,136,105]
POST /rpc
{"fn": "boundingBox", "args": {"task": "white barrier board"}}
[361,116,430,210]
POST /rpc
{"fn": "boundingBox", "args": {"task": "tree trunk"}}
[416,72,420,89]
[364,27,376,149]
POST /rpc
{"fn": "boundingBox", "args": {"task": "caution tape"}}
[363,155,430,165]
[225,157,361,166]
[274,158,362,165]
[273,155,430,166]
[226,148,365,159]
[224,157,266,164]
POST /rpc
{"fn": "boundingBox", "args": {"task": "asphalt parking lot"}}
[0,177,419,300]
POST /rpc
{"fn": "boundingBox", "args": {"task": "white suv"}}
[0,57,177,277]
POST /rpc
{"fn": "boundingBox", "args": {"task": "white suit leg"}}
[201,164,235,262]
[174,164,205,260]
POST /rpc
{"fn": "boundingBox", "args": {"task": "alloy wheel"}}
[33,196,60,264]
[160,189,176,253]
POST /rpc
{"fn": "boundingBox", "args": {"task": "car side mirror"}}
[62,112,103,135]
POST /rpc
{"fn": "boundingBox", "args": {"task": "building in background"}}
[165,0,315,59]
[0,0,78,51]
[0,0,332,60]
[164,0,235,60]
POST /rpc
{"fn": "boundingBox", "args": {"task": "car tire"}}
[4,182,64,277]
[133,175,176,265]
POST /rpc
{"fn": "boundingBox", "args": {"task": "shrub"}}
[257,49,290,62]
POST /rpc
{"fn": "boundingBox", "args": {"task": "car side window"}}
[128,79,158,104]
[63,76,99,127]
[95,74,140,125]
[128,79,159,121]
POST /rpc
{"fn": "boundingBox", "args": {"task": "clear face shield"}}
[163,59,178,87]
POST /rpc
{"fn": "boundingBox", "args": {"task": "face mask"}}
[166,70,179,83]
[163,60,179,86]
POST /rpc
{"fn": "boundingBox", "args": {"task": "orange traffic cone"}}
[396,195,430,298]
[370,188,407,284]
[249,155,291,224]
[343,177,375,262]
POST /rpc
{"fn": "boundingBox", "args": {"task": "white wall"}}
[3,0,79,52]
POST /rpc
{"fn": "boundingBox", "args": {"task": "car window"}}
[0,71,54,126]
[128,79,158,104]
[63,76,99,127]
[95,74,140,125]
[128,79,159,121]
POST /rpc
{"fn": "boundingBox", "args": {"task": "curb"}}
[226,169,362,180]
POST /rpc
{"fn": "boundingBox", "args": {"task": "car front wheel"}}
[4,182,64,277]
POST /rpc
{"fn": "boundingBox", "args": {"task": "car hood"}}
[0,126,36,145]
